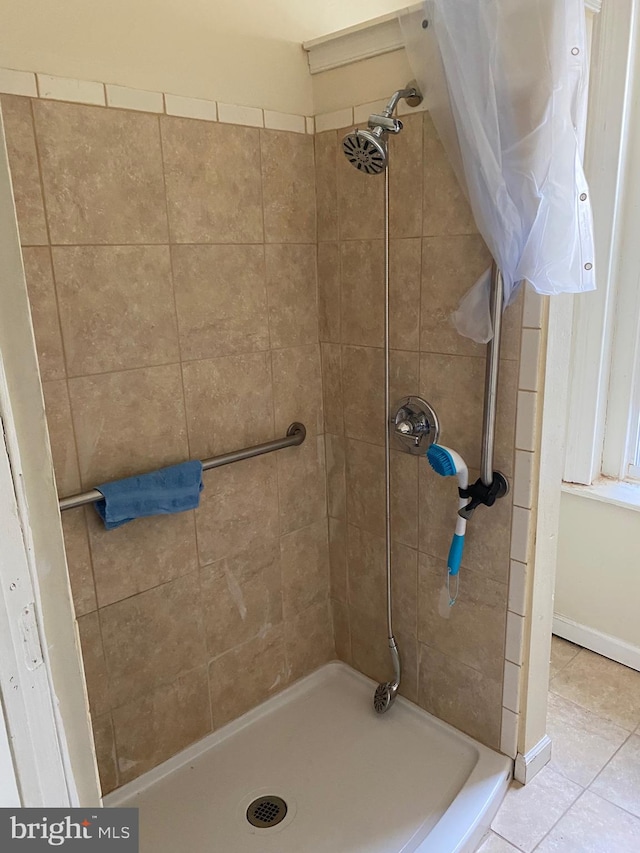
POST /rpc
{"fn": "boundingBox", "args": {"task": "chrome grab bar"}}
[58,422,306,512]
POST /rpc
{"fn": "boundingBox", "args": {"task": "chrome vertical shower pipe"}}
[384,151,401,688]
[480,262,504,487]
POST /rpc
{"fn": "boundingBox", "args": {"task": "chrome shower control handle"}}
[391,396,440,455]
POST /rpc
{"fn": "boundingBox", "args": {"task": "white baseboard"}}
[514,735,552,785]
[553,614,640,672]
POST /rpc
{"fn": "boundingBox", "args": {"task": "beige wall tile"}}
[22,247,65,381]
[280,518,329,619]
[397,632,419,703]
[100,572,206,708]
[53,246,178,376]
[390,238,421,351]
[183,352,274,459]
[285,599,334,681]
[342,345,384,445]
[315,131,338,242]
[1,95,48,245]
[418,553,507,681]
[325,433,346,520]
[341,240,384,347]
[113,667,211,785]
[41,379,81,497]
[87,508,198,608]
[209,626,287,728]
[420,235,493,357]
[93,714,118,796]
[331,598,351,663]
[61,508,96,616]
[347,524,386,618]
[419,351,483,470]
[161,116,263,243]
[349,605,389,684]
[196,455,279,565]
[77,611,110,716]
[321,343,343,435]
[391,542,419,639]
[171,244,268,361]
[328,516,347,601]
[390,450,418,549]
[418,642,502,749]
[389,349,420,407]
[34,100,167,244]
[261,130,316,243]
[317,241,340,343]
[345,438,385,537]
[272,344,323,437]
[68,364,188,486]
[390,113,423,239]
[337,135,384,241]
[423,114,476,237]
[419,353,516,477]
[200,538,282,656]
[277,435,326,535]
[265,244,318,348]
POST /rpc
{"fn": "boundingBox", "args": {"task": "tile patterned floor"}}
[477,637,640,852]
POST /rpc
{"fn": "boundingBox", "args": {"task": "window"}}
[563,0,640,491]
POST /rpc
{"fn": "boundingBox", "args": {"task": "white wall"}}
[313,50,415,115]
[0,0,412,115]
[555,492,640,663]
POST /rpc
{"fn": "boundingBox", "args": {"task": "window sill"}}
[561,479,640,512]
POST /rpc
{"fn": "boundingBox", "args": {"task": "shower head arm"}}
[383,83,422,118]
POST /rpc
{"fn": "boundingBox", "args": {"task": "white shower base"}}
[105,662,511,853]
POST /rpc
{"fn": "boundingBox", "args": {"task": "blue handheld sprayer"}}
[426,444,470,606]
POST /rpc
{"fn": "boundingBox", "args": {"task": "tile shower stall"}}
[1,92,528,800]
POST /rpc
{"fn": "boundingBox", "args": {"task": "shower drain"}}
[246,795,288,828]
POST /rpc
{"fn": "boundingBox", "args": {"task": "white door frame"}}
[516,0,637,781]
[0,101,101,806]
[0,693,20,807]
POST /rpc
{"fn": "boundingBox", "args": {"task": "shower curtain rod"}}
[57,422,307,512]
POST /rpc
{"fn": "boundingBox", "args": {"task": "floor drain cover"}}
[246,795,288,828]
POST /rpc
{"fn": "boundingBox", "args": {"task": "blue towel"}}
[94,460,204,530]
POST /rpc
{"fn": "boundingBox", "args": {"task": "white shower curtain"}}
[401,0,596,342]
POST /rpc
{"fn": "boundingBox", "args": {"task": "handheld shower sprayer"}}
[426,444,470,606]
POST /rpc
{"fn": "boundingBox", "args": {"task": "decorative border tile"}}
[315,107,353,132]
[37,73,105,106]
[264,110,306,134]
[164,94,217,122]
[217,102,263,128]
[0,67,317,133]
[105,84,163,114]
[0,68,37,97]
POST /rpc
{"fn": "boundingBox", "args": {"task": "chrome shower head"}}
[341,80,423,175]
[342,128,388,175]
[374,680,398,714]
